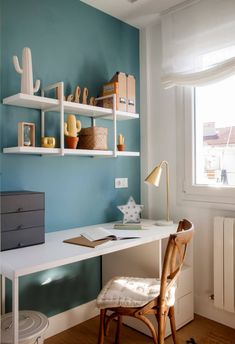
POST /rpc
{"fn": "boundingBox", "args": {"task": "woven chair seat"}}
[97,276,176,309]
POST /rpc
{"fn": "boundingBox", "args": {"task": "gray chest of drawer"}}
[0,191,45,251]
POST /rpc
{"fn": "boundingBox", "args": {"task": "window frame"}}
[179,86,235,207]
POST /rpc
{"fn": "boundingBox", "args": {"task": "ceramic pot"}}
[66,136,79,149]
[117,144,126,151]
[41,137,56,148]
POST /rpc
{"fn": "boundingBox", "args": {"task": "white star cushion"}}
[96,276,176,309]
[118,196,144,224]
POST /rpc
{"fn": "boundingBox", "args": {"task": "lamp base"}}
[155,219,174,226]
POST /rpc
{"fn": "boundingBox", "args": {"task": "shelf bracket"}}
[42,82,65,156]
[91,117,96,127]
[112,94,117,157]
[95,94,117,158]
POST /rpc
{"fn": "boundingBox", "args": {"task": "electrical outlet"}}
[115,178,128,188]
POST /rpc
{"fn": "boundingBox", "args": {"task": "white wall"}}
[140,22,235,329]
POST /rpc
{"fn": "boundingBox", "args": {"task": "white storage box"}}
[1,310,49,344]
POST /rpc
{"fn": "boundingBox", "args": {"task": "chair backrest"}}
[159,219,194,305]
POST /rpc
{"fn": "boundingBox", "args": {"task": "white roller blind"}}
[161,0,235,88]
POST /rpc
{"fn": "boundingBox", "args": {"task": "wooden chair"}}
[96,219,194,344]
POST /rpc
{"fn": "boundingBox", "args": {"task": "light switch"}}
[115,178,128,188]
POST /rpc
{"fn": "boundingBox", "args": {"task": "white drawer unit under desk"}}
[0,219,193,344]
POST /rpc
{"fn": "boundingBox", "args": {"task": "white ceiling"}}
[80,0,188,28]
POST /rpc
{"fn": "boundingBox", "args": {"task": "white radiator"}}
[214,217,235,313]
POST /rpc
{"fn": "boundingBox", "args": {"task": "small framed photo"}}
[18,122,35,147]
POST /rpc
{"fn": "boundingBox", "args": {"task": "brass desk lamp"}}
[145,160,173,226]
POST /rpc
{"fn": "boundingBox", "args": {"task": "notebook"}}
[64,227,140,248]
[64,236,110,248]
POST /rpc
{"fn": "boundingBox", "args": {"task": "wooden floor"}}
[45,314,235,344]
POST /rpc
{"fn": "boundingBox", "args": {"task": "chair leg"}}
[98,309,106,344]
[156,311,167,344]
[168,306,178,344]
[105,312,118,336]
[136,314,158,344]
[115,315,122,344]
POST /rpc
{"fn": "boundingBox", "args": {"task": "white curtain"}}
[161,0,235,88]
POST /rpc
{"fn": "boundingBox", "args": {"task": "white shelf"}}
[3,146,140,157]
[3,90,140,157]
[3,93,58,111]
[3,146,60,155]
[116,151,140,157]
[3,93,139,120]
[64,149,113,156]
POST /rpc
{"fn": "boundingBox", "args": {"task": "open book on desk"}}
[81,227,140,242]
[64,227,140,248]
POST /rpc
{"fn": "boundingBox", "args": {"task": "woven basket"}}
[78,127,108,150]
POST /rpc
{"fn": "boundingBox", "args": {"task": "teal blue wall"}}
[0,0,140,316]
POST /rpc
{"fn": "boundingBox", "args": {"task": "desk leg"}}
[12,277,19,344]
[1,275,6,314]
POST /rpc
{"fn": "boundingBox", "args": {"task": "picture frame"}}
[18,122,35,147]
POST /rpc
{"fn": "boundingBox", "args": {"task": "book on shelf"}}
[64,227,140,248]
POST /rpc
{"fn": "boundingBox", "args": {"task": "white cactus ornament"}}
[13,47,40,95]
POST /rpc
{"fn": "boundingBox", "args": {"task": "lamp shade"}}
[145,165,162,187]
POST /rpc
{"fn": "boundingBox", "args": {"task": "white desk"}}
[0,219,177,344]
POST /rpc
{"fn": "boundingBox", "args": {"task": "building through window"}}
[195,74,235,187]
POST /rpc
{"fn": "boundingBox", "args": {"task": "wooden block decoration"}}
[82,87,88,104]
[89,96,96,106]
[74,86,81,103]
[67,94,74,102]
[18,122,35,147]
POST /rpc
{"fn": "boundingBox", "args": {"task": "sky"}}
[196,74,235,128]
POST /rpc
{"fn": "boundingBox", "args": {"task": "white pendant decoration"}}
[13,47,40,95]
[118,196,144,224]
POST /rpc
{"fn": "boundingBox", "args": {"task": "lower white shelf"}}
[3,146,140,157]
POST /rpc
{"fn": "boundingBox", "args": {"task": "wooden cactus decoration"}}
[64,114,81,137]
[118,134,125,145]
[13,47,40,95]
[117,134,125,151]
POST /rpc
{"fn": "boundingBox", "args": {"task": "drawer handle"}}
[17,225,24,230]
[17,207,23,212]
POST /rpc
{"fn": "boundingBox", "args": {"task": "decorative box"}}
[102,72,136,113]
[102,72,127,112]
[78,127,108,150]
[0,191,45,251]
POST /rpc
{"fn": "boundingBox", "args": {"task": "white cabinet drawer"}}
[176,265,193,299]
[176,292,194,328]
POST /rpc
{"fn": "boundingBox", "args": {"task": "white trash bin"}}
[1,310,49,344]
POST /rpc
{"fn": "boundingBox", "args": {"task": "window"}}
[195,75,235,187]
[182,75,235,206]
